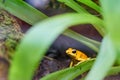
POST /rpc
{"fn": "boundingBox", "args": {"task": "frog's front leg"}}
[69,60,74,67]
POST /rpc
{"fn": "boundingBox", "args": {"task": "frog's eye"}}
[72,49,76,53]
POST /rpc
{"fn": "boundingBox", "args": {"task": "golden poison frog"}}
[66,48,90,67]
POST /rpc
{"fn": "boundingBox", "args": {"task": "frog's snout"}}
[66,50,71,56]
[66,50,69,54]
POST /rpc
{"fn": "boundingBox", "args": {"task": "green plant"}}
[0,0,120,80]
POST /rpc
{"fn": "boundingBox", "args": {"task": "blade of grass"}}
[100,0,120,64]
[41,59,95,80]
[63,29,100,52]
[58,0,105,36]
[9,13,104,80]
[100,0,120,45]
[107,66,120,76]
[58,0,89,13]
[0,0,47,25]
[77,0,101,13]
[85,35,116,80]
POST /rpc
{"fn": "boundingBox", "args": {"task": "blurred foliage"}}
[0,0,120,80]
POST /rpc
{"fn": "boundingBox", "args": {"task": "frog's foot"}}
[74,61,82,66]
[87,58,91,60]
[74,60,85,66]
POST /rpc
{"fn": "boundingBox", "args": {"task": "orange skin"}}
[66,48,90,67]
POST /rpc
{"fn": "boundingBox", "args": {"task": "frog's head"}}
[66,48,77,58]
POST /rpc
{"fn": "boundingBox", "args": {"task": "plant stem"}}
[77,0,101,13]
[58,0,89,13]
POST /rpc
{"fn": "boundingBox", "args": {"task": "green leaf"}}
[77,0,101,13]
[85,35,116,80]
[58,0,89,13]
[100,0,120,45]
[107,66,120,76]
[58,0,105,36]
[100,0,120,64]
[41,59,95,80]
[0,0,47,25]
[9,13,103,80]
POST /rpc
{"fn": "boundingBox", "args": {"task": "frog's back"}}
[76,50,88,59]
